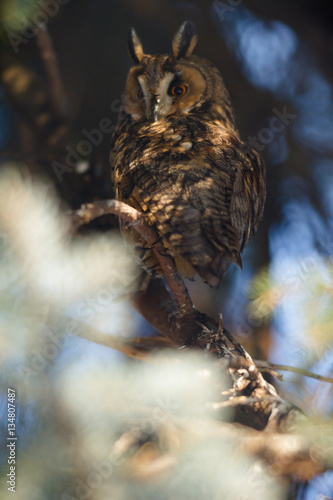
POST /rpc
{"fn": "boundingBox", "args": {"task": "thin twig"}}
[255,360,333,385]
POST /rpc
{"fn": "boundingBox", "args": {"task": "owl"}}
[111,21,265,288]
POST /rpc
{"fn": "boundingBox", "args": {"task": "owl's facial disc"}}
[124,62,207,122]
[138,73,174,122]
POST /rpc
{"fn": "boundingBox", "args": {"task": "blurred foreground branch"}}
[108,417,326,484]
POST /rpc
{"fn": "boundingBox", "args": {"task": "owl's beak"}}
[153,107,159,122]
[148,96,161,122]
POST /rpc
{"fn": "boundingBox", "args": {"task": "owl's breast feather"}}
[111,113,265,287]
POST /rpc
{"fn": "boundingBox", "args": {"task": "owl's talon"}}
[151,236,162,247]
[157,251,173,258]
[134,245,152,260]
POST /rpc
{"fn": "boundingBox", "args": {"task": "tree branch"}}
[255,360,333,385]
[36,24,67,118]
[68,199,305,430]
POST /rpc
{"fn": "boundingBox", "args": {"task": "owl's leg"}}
[143,240,173,258]
[156,250,173,258]
[134,245,150,260]
[133,235,162,256]
[134,239,172,260]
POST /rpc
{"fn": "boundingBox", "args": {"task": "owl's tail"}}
[198,250,242,288]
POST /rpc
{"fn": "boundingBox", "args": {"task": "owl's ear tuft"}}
[128,27,145,64]
[172,20,198,59]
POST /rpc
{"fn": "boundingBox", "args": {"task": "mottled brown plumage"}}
[111,21,265,287]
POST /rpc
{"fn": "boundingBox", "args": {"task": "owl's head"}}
[123,21,234,126]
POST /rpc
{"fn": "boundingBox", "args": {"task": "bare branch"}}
[36,24,67,117]
[255,360,333,385]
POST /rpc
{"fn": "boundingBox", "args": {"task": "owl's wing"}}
[196,135,266,285]
[180,135,265,286]
[227,135,266,251]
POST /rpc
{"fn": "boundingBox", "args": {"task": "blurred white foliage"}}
[0,166,138,381]
[53,351,282,500]
[0,166,137,306]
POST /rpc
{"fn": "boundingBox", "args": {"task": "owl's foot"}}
[134,235,162,253]
[135,239,172,259]
[184,312,247,358]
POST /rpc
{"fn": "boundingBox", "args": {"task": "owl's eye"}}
[169,84,188,97]
[137,88,144,100]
